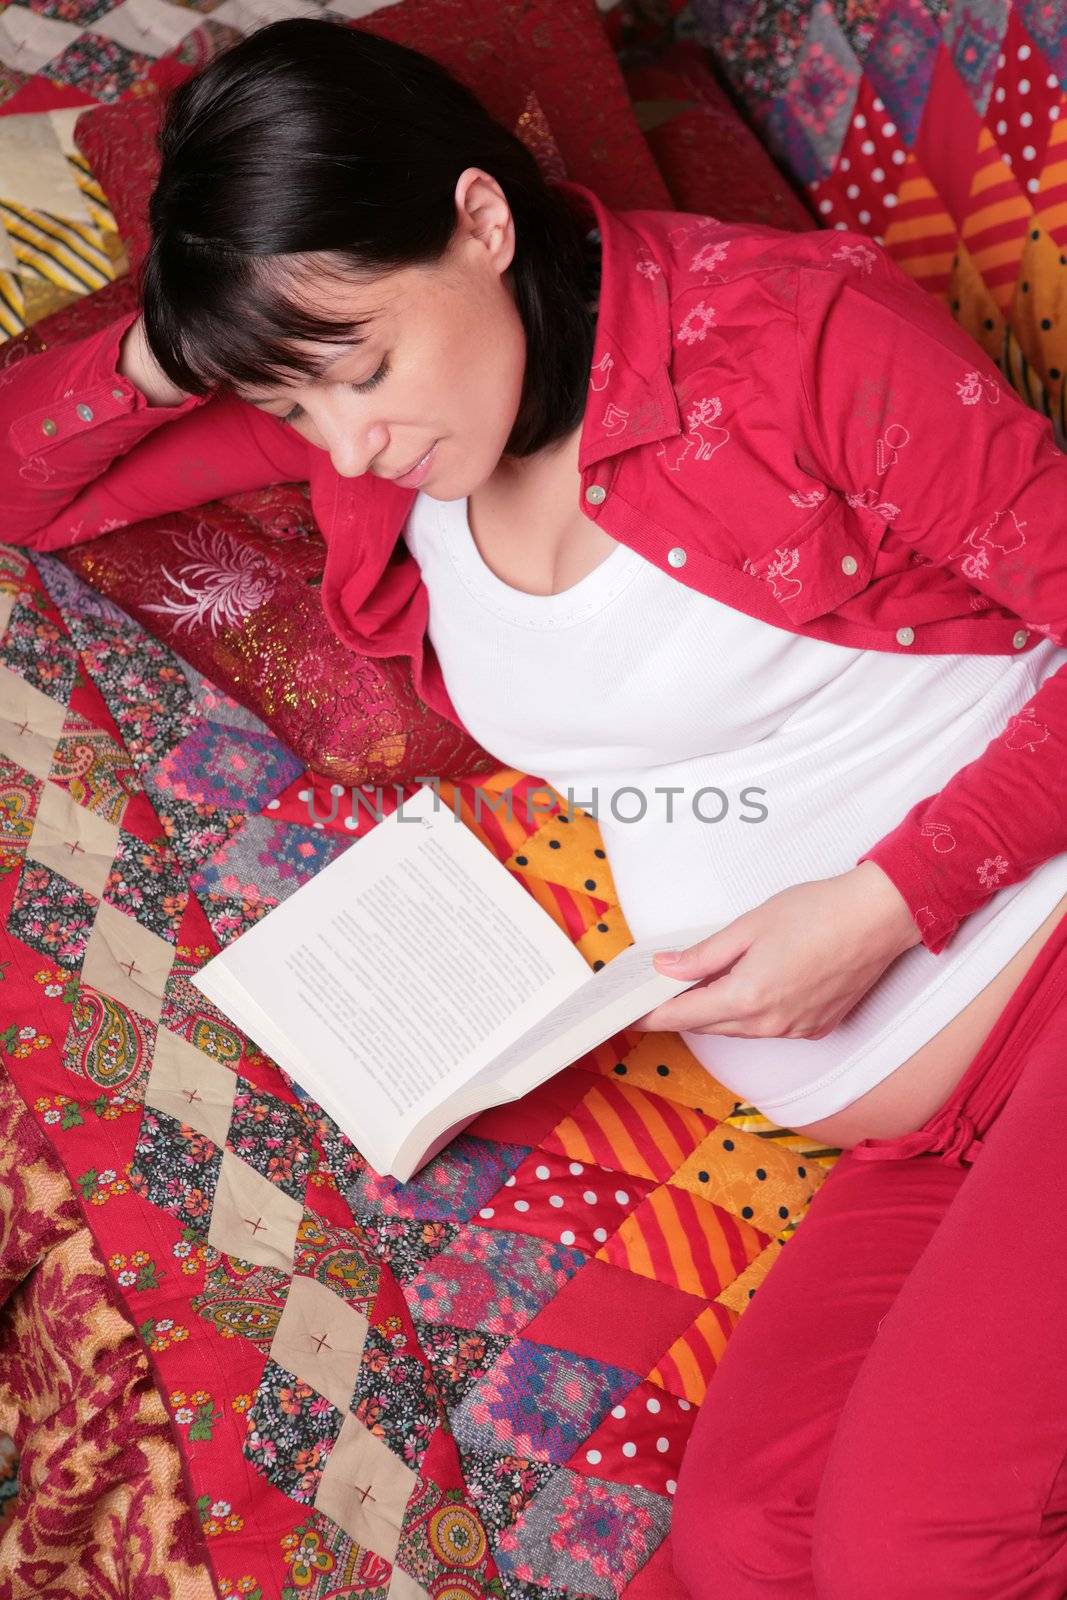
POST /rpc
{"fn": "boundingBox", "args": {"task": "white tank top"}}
[403,489,1067,1126]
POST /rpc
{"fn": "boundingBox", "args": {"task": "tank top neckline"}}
[433,490,645,628]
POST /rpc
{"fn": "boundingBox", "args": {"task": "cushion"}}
[0,107,128,337]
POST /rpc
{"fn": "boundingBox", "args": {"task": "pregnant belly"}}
[787,890,1067,1150]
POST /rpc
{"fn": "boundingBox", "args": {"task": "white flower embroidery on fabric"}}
[601,402,629,436]
[831,242,878,274]
[675,301,717,346]
[589,352,614,392]
[957,369,1001,406]
[875,422,910,475]
[636,256,662,279]
[690,239,730,276]
[1002,704,1051,752]
[919,820,956,852]
[845,487,901,522]
[788,485,828,510]
[946,507,1028,582]
[742,548,803,602]
[977,854,1010,888]
[657,396,730,472]
[142,522,277,636]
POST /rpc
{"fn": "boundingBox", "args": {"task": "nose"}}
[304,392,389,478]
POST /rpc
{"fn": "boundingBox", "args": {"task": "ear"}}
[453,167,515,276]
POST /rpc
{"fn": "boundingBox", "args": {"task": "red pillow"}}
[73,0,668,266]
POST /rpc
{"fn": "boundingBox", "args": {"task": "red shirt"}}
[5,179,1067,959]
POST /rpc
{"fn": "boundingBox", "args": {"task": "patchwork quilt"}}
[0,540,840,1597]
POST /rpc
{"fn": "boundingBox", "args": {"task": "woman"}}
[4,16,1067,1596]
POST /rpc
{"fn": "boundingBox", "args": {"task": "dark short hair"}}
[141,16,600,457]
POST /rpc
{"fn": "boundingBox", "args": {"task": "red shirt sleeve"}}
[794,251,1067,955]
[1,306,310,551]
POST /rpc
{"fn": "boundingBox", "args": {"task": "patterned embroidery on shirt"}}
[919,820,956,852]
[601,403,629,436]
[875,422,910,475]
[675,301,717,346]
[1020,618,1064,643]
[831,242,877,274]
[945,507,1028,583]
[788,485,828,510]
[635,256,662,280]
[589,353,614,393]
[690,239,730,278]
[667,216,719,248]
[18,455,55,485]
[657,396,730,473]
[957,370,1002,406]
[977,854,1010,889]
[844,487,901,521]
[741,547,802,603]
[1001,704,1051,753]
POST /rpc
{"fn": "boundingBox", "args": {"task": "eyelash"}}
[281,358,390,425]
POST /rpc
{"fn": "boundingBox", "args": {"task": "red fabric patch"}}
[520,1258,705,1374]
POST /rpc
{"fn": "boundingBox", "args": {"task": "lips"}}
[390,440,439,489]
[393,443,435,481]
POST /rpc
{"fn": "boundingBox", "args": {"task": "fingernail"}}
[657,951,681,964]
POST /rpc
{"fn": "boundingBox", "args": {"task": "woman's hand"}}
[630,861,924,1039]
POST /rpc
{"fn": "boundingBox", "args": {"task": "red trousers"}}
[669,908,1067,1600]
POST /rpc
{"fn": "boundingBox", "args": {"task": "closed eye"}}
[281,357,390,425]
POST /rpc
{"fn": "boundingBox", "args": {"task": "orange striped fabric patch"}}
[597,1182,770,1299]
[543,1079,717,1182]
[648,1301,739,1405]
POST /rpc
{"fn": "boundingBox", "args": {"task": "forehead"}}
[235,257,415,401]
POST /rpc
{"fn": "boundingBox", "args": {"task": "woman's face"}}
[234,167,527,497]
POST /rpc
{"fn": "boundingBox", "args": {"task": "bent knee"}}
[671,1472,815,1599]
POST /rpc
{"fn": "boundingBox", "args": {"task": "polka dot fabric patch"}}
[473,1151,656,1254]
[564,1379,697,1499]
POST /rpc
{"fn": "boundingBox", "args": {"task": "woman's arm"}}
[1,306,310,550]
[794,255,1067,956]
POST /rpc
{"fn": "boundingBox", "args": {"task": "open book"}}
[192,783,720,1182]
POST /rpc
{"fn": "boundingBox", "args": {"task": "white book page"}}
[479,922,727,1093]
[191,964,397,1177]
[190,784,591,1138]
[388,922,727,1181]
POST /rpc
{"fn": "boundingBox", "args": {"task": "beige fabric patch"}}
[0,110,92,219]
[270,1274,369,1413]
[27,779,121,900]
[0,10,84,78]
[146,1027,237,1148]
[0,591,15,643]
[314,1411,417,1563]
[208,1149,302,1274]
[80,899,175,1025]
[0,665,65,780]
